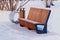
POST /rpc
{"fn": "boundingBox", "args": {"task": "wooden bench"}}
[19,7,51,34]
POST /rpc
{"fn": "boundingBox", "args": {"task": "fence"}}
[0,0,19,11]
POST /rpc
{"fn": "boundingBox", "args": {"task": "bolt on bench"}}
[19,7,51,34]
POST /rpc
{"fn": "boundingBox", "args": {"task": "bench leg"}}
[28,28,32,30]
[20,24,24,27]
[35,24,47,34]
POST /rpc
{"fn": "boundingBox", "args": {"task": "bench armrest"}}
[19,18,44,25]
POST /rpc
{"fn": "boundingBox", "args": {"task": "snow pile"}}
[0,1,60,40]
[0,11,11,22]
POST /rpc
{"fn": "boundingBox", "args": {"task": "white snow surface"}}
[0,0,60,40]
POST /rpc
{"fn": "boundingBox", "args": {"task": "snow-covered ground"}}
[0,0,60,40]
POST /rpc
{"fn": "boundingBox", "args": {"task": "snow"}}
[0,0,60,40]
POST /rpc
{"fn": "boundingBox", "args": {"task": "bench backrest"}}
[27,7,51,24]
